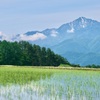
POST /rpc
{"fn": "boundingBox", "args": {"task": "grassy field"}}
[0,66,100,100]
[0,65,56,85]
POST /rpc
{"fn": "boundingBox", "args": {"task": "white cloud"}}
[0,31,10,41]
[51,30,58,37]
[67,28,74,33]
[19,32,47,41]
[0,32,3,36]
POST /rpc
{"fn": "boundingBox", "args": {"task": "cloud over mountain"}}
[13,32,47,41]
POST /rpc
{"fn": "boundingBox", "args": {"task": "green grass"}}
[0,66,100,99]
[0,65,69,85]
[0,65,100,85]
[0,66,54,85]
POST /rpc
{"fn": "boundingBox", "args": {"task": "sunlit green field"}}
[0,66,100,100]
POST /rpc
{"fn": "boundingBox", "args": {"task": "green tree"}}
[0,40,70,66]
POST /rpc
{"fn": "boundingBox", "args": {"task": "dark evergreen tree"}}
[0,40,69,66]
[41,47,47,66]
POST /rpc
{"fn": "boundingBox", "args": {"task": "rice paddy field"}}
[0,66,100,100]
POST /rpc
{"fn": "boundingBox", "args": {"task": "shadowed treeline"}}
[0,40,69,66]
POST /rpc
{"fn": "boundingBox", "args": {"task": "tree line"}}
[0,40,69,66]
[85,64,100,68]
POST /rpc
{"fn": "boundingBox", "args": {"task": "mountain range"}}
[1,17,100,66]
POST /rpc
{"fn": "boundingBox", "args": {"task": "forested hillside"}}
[0,40,69,66]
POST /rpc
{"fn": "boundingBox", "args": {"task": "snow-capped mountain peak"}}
[71,17,89,29]
[80,17,87,28]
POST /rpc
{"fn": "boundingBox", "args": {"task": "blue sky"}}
[0,0,100,35]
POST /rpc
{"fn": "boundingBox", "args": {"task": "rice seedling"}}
[0,66,100,100]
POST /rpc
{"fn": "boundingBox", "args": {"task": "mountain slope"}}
[13,17,100,66]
